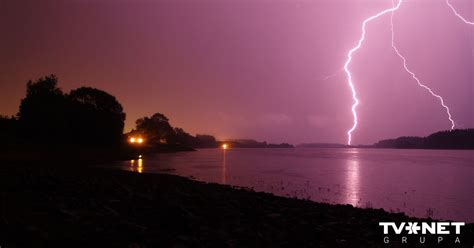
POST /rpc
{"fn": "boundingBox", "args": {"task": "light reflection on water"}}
[130,158,143,173]
[346,159,360,207]
[116,148,474,222]
[222,149,227,184]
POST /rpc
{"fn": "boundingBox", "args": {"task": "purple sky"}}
[1,0,472,144]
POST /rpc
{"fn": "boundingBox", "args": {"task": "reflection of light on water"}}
[130,157,143,173]
[222,150,227,184]
[137,158,143,173]
[346,149,360,206]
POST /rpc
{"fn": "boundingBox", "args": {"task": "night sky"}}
[1,0,472,144]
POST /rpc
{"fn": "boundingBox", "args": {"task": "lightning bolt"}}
[344,0,403,145]
[390,1,455,130]
[446,0,474,25]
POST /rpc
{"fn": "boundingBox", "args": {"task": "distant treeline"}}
[220,139,293,148]
[374,129,474,149]
[297,143,347,148]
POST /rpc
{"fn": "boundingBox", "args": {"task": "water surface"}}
[113,148,474,222]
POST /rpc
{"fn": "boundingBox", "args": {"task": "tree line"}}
[130,112,218,148]
[374,129,474,149]
[0,75,218,151]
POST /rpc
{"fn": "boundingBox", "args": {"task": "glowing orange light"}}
[138,158,143,173]
[129,136,144,145]
[222,144,228,149]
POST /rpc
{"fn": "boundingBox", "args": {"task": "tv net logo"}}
[379,222,465,244]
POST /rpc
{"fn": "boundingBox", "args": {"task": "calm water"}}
[113,148,474,222]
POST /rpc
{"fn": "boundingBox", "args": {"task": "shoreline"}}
[1,162,473,247]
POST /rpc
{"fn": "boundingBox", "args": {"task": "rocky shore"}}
[1,162,473,247]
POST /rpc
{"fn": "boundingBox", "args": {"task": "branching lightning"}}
[343,0,471,144]
[390,1,455,130]
[344,0,402,145]
[446,0,474,25]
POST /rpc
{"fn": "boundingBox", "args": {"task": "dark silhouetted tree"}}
[17,75,67,141]
[135,113,175,144]
[0,115,18,146]
[195,134,217,148]
[16,75,126,148]
[173,127,196,147]
[68,87,125,147]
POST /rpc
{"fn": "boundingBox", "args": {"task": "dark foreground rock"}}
[0,163,473,248]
